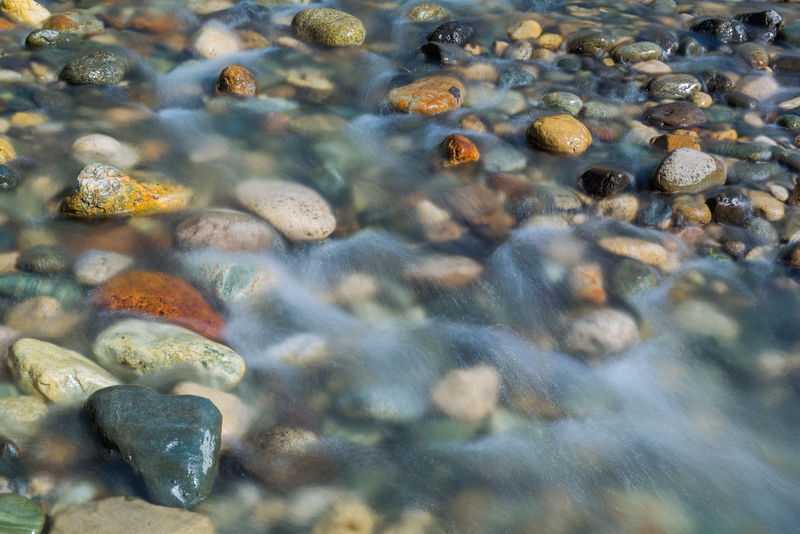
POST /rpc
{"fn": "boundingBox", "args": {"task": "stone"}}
[643,101,706,130]
[631,60,671,74]
[748,190,784,221]
[0,273,83,304]
[0,493,45,534]
[673,196,711,225]
[25,29,78,49]
[193,21,241,58]
[650,134,700,152]
[736,75,779,100]
[597,194,638,222]
[736,10,783,43]
[736,43,768,69]
[542,92,582,116]
[42,10,103,35]
[579,166,632,197]
[49,497,214,534]
[563,308,640,358]
[565,28,614,55]
[1,0,49,25]
[725,91,757,110]
[292,8,365,47]
[439,134,479,166]
[404,254,483,289]
[651,148,725,194]
[90,270,226,341]
[689,17,748,44]
[597,236,671,270]
[779,21,800,47]
[72,134,139,169]
[610,258,659,299]
[388,75,465,115]
[73,250,133,286]
[430,365,500,423]
[427,21,474,47]
[568,262,606,305]
[180,251,277,304]
[85,385,221,507]
[311,501,376,534]
[0,137,15,164]
[498,69,534,89]
[175,209,278,252]
[8,338,120,405]
[235,179,336,241]
[93,319,246,390]
[648,74,701,100]
[173,382,252,448]
[702,70,733,93]
[406,2,446,22]
[60,163,191,218]
[16,245,71,275]
[526,115,592,156]
[59,49,125,85]
[708,187,752,225]
[673,299,739,341]
[508,19,541,40]
[612,41,663,63]
[5,296,81,339]
[216,65,258,98]
[0,165,18,189]
[0,395,48,442]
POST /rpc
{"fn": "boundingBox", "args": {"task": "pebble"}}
[216,65,258,98]
[180,251,277,303]
[687,92,712,108]
[72,133,140,169]
[93,319,246,390]
[85,385,222,508]
[174,208,278,252]
[388,75,465,115]
[651,148,726,193]
[689,17,748,44]
[0,165,16,189]
[5,296,81,339]
[430,365,500,423]
[0,395,48,442]
[597,236,671,270]
[439,133,479,166]
[0,136,15,163]
[90,269,226,341]
[1,0,50,25]
[568,262,607,305]
[498,68,534,89]
[542,91,582,116]
[650,134,700,152]
[672,196,711,225]
[292,8,365,47]
[42,9,103,35]
[597,194,639,222]
[60,163,191,218]
[25,29,77,49]
[16,245,71,274]
[610,258,659,298]
[193,21,241,58]
[735,74,779,100]
[507,19,541,40]
[50,497,214,534]
[8,338,120,405]
[612,41,663,63]
[526,114,592,156]
[630,60,671,74]
[648,74,701,100]
[748,190,784,221]
[565,28,614,55]
[235,178,336,241]
[173,382,253,448]
[406,2,446,22]
[264,332,330,367]
[579,166,632,197]
[563,308,640,358]
[0,493,45,534]
[427,21,474,47]
[708,187,752,225]
[673,299,739,341]
[59,49,125,85]
[72,250,133,285]
[643,101,706,130]
[0,272,83,304]
[403,254,483,289]
[311,501,376,534]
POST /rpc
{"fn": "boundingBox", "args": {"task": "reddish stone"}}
[216,65,258,98]
[439,134,479,166]
[388,75,465,115]
[90,270,225,341]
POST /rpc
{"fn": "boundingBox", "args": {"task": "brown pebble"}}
[216,65,258,98]
[439,134,480,166]
[650,134,700,152]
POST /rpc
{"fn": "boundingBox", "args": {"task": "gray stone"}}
[59,49,125,85]
[648,74,701,99]
[542,91,582,116]
[612,41,663,63]
[651,148,726,193]
[563,308,640,358]
[174,209,279,252]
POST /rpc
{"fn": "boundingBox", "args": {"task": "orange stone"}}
[216,65,258,98]
[388,75,465,115]
[439,133,479,165]
[91,270,225,341]
[0,17,14,30]
[650,134,700,152]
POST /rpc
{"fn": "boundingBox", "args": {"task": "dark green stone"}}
[17,246,72,274]
[0,493,45,534]
[0,166,18,190]
[556,56,581,72]
[705,141,772,162]
[25,30,78,49]
[85,385,222,508]
[678,37,702,56]
[779,20,800,47]
[59,49,125,85]
[0,273,83,304]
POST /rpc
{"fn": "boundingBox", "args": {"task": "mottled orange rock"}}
[388,75,465,115]
[439,133,479,165]
[216,65,258,98]
[650,134,700,152]
[91,270,225,341]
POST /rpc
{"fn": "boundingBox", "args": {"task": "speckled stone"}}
[406,1,446,22]
[215,65,258,98]
[1,0,50,25]
[542,91,582,116]
[59,49,125,85]
[292,8,365,47]
[174,209,278,252]
[564,308,640,358]
[651,148,726,193]
[648,74,701,99]
[388,75,465,115]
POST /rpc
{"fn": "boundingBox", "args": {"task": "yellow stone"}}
[1,0,50,25]
[0,135,16,163]
[526,114,592,156]
[508,19,542,40]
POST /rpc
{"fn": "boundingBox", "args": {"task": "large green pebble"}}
[0,493,45,534]
[291,8,365,47]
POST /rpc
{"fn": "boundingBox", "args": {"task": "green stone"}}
[610,258,659,298]
[25,29,78,49]
[17,246,72,275]
[779,21,800,47]
[0,493,45,534]
[406,1,446,22]
[565,28,615,55]
[0,273,83,305]
[542,91,582,115]
[291,8,365,47]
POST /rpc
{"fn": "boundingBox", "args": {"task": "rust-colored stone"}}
[91,270,225,341]
[439,133,479,166]
[216,65,258,98]
[388,75,465,115]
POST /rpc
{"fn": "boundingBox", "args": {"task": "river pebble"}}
[526,114,592,156]
[563,308,640,358]
[72,133,139,169]
[0,493,45,534]
[175,208,278,252]
[388,75,465,115]
[651,148,726,193]
[59,49,125,85]
[73,250,133,286]
[1,0,49,25]
[292,8,365,47]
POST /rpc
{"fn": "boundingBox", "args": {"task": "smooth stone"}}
[674,300,739,341]
[637,29,678,56]
[736,74,779,100]
[85,385,222,508]
[0,395,48,442]
[597,236,672,270]
[0,165,18,189]
[72,134,139,169]
[648,74,701,100]
[481,144,527,172]
[59,49,125,85]
[25,29,78,49]
[498,69,534,89]
[263,332,329,367]
[439,134,479,166]
[1,0,50,25]
[406,2,446,22]
[542,91,582,116]
[565,28,614,55]
[73,250,133,286]
[8,338,120,405]
[404,254,483,289]
[235,179,336,241]
[0,493,45,534]
[174,209,278,252]
[643,101,706,130]
[736,10,783,43]
[508,19,541,40]
[748,190,784,221]
[609,258,659,298]
[651,148,726,193]
[702,70,733,93]
[50,497,214,534]
[338,384,427,423]
[708,187,752,225]
[60,163,191,218]
[427,21,474,47]
[291,8,365,47]
[688,92,712,108]
[678,36,702,56]
[42,9,103,34]
[93,319,246,390]
[193,21,241,58]
[579,166,633,197]
[0,137,17,164]
[0,273,82,304]
[5,296,81,339]
[430,365,500,423]
[689,17,748,44]
[779,20,800,47]
[597,194,638,222]
[526,114,592,156]
[388,75,465,115]
[180,250,277,304]
[563,308,640,357]
[17,245,71,274]
[612,41,663,63]
[736,42,768,69]
[216,65,258,98]
[173,382,252,449]
[725,91,757,110]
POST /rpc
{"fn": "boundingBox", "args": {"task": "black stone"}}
[690,17,749,44]
[735,10,783,43]
[772,56,800,73]
[702,70,733,93]
[643,101,706,130]
[579,167,633,197]
[707,188,752,225]
[59,49,125,85]
[0,166,18,190]
[420,41,468,64]
[85,385,222,508]
[725,90,758,110]
[427,21,475,47]
[637,29,678,56]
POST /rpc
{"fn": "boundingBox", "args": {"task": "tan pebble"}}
[404,254,483,289]
[767,183,789,202]
[0,395,48,442]
[630,60,671,74]
[493,40,509,56]
[564,308,640,357]
[311,501,375,534]
[779,95,800,110]
[1,0,50,25]
[431,364,501,423]
[598,236,671,270]
[650,134,700,152]
[708,128,737,141]
[743,111,764,128]
[537,33,562,49]
[194,21,241,58]
[10,111,46,127]
[508,18,542,40]
[460,62,497,82]
[173,382,253,448]
[597,194,638,222]
[672,196,711,225]
[331,272,378,304]
[748,190,784,221]
[459,113,488,132]
[688,92,712,108]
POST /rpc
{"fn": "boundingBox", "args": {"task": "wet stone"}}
[42,9,103,35]
[638,29,678,56]
[59,49,125,85]
[25,29,77,49]
[725,91,757,110]
[678,37,702,56]
[702,70,733,93]
[612,41,663,63]
[610,258,659,298]
[542,91,582,116]
[430,365,501,423]
[215,65,257,98]
[708,188,752,226]
[72,134,139,169]
[17,245,71,274]
[427,21,474,47]
[193,21,240,58]
[643,101,706,130]
[1,0,50,25]
[0,273,83,305]
[736,42,769,69]
[736,10,783,43]
[779,21,800,48]
[651,148,725,194]
[773,56,800,73]
[439,134,479,166]
[0,395,48,442]
[420,41,468,65]
[73,250,133,286]
[579,166,633,197]
[690,17,749,44]
[498,69,534,89]
[85,385,222,508]
[291,8,365,47]
[406,2,446,22]
[174,208,278,252]
[564,308,640,358]
[565,28,614,56]
[388,75,465,115]
[0,165,18,189]
[0,493,45,534]
[526,114,592,156]
[648,74,701,100]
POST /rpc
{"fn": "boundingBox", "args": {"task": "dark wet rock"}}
[427,21,474,47]
[708,188,752,225]
[565,28,614,56]
[85,385,222,508]
[498,68,534,89]
[678,36,702,56]
[637,29,678,55]
[643,101,706,129]
[702,70,733,93]
[420,41,469,64]
[648,73,701,99]
[0,493,45,534]
[17,245,72,274]
[59,48,125,85]
[0,165,18,190]
[725,90,757,110]
[690,17,749,44]
[772,56,800,73]
[25,29,78,49]
[609,258,659,298]
[777,114,800,130]
[735,10,783,43]
[579,166,633,197]
[0,439,24,480]
[0,273,83,304]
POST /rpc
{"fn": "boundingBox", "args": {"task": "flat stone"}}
[5,296,81,339]
[1,0,50,25]
[292,8,365,47]
[648,74,701,100]
[59,49,125,85]
[72,134,139,169]
[235,179,336,241]
[73,250,133,286]
[568,262,607,305]
[0,493,45,534]
[0,395,48,442]
[598,236,672,271]
[90,270,226,341]
[60,163,191,218]
[50,497,214,534]
[93,319,246,390]
[651,147,725,193]
[25,29,78,49]
[388,75,465,115]
[85,385,222,508]
[563,308,640,358]
[643,101,706,130]
[689,17,748,44]
[597,194,638,222]
[612,41,663,63]
[674,299,739,341]
[311,501,376,534]
[8,338,120,405]
[508,19,541,40]
[526,114,592,156]
[404,254,483,289]
[175,209,278,252]
[17,245,71,274]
